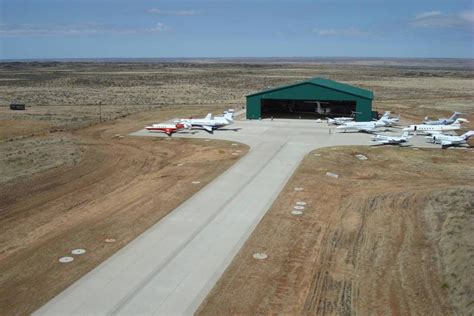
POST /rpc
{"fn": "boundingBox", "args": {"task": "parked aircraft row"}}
[337,111,472,149]
[145,110,234,136]
[144,109,471,149]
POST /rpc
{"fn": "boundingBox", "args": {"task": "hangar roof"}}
[246,77,373,100]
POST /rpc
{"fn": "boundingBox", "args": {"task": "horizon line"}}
[1,56,474,63]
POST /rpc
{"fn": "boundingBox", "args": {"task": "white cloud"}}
[415,11,441,20]
[459,10,474,23]
[147,22,169,33]
[312,27,370,38]
[148,8,196,16]
[0,22,170,37]
[410,10,474,29]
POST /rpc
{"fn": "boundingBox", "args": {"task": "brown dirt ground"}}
[0,106,248,316]
[197,146,474,315]
[2,61,473,128]
[1,61,473,315]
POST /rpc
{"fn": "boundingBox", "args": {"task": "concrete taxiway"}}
[35,119,436,315]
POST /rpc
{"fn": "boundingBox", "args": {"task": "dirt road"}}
[0,107,247,315]
[197,146,474,315]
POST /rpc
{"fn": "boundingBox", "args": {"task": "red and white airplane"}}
[145,122,191,136]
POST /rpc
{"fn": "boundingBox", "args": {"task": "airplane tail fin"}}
[461,130,474,140]
[450,112,463,120]
[204,113,213,120]
[453,118,469,125]
[381,111,390,119]
[223,111,234,122]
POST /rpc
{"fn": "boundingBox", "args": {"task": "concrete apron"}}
[36,119,426,315]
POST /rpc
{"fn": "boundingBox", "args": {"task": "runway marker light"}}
[59,256,74,263]
[291,210,303,216]
[253,253,268,260]
[326,172,339,178]
[71,249,86,255]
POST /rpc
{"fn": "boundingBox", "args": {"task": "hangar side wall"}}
[246,83,372,121]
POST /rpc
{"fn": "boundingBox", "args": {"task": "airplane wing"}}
[371,140,390,145]
[204,113,212,120]
[202,125,214,133]
[425,131,443,136]
[360,127,377,133]
[441,140,453,148]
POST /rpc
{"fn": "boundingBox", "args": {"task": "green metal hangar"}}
[246,77,373,122]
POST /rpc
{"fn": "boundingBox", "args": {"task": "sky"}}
[0,0,473,59]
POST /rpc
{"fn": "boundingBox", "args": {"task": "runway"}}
[35,118,434,315]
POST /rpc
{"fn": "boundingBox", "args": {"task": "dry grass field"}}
[0,106,248,315]
[198,146,474,315]
[1,60,473,129]
[0,59,473,315]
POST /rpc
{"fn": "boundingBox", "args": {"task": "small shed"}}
[246,77,373,121]
[10,103,26,110]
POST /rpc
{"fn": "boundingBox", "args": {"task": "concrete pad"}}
[36,118,438,315]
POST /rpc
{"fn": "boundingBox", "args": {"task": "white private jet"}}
[177,110,234,133]
[371,131,411,146]
[403,118,468,135]
[336,116,390,133]
[426,131,474,149]
[327,111,361,125]
[379,111,400,126]
[327,116,354,125]
[423,111,463,125]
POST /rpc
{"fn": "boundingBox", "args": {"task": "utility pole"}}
[99,102,102,123]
